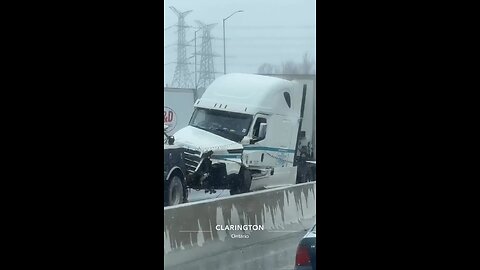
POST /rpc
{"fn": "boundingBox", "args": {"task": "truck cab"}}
[173,73,312,194]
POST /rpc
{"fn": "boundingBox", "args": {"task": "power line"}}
[227,25,315,29]
[164,24,196,31]
[217,37,316,40]
[164,43,195,49]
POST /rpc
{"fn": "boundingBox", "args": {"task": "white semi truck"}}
[164,73,316,205]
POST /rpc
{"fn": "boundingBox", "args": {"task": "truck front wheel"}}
[230,168,252,195]
[165,175,185,206]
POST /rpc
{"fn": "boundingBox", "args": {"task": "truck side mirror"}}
[258,123,267,140]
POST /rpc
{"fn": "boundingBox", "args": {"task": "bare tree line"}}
[257,52,316,75]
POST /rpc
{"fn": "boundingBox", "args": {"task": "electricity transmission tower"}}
[170,6,193,88]
[195,21,218,89]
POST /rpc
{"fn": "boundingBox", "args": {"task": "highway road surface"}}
[165,230,307,270]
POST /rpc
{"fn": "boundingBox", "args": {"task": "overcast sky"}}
[164,0,316,86]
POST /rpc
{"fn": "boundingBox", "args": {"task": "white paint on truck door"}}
[245,113,299,189]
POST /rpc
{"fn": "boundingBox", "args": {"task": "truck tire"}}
[305,168,313,182]
[296,164,306,184]
[165,175,185,206]
[296,163,314,183]
[310,167,316,182]
[230,168,252,195]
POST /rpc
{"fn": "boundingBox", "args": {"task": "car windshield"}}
[189,108,253,142]
[312,225,316,233]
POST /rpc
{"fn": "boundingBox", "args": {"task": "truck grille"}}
[183,148,201,174]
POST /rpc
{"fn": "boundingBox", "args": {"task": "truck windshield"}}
[189,108,253,142]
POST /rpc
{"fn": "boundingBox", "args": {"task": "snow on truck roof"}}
[195,73,299,116]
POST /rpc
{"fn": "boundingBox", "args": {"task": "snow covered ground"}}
[186,188,231,202]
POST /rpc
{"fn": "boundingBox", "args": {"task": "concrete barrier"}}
[164,182,316,269]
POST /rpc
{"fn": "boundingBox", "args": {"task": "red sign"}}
[164,106,177,132]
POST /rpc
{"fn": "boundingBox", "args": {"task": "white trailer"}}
[163,87,197,134]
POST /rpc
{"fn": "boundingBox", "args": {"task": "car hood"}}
[173,126,243,153]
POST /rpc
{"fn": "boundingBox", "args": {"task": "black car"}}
[295,224,316,270]
[164,145,188,206]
